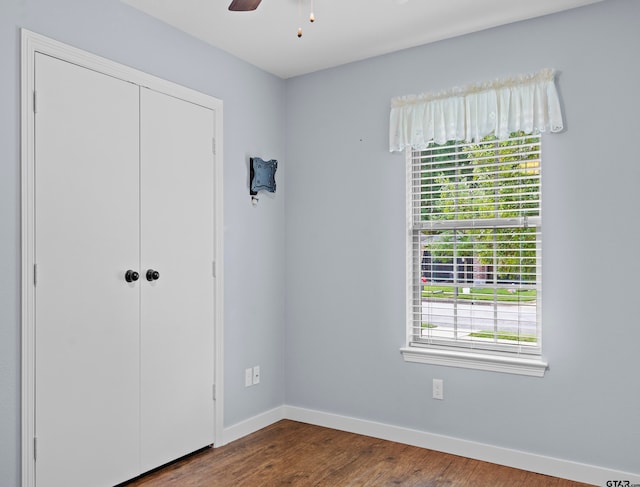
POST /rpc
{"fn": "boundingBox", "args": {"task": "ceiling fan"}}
[229,0,315,37]
[228,0,262,11]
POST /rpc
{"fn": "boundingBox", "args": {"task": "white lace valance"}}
[389,68,564,152]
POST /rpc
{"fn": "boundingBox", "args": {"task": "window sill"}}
[400,346,548,377]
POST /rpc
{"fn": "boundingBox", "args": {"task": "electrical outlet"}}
[245,368,253,387]
[432,379,444,400]
[253,365,261,385]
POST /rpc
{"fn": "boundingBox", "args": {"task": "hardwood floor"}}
[122,420,593,486]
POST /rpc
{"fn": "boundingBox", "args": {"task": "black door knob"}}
[125,270,139,282]
[146,269,160,281]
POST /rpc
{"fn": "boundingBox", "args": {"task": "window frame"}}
[401,134,548,377]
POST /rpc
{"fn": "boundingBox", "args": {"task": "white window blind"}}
[409,133,541,355]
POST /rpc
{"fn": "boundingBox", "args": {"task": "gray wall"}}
[285,0,639,476]
[0,1,286,484]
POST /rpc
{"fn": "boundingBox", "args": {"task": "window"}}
[402,132,547,376]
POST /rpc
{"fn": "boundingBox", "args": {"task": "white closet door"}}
[34,54,141,487]
[139,88,215,471]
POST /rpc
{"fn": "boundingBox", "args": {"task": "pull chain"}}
[297,0,316,38]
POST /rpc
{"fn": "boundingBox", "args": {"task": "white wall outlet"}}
[433,378,444,400]
[245,368,253,387]
[253,365,261,385]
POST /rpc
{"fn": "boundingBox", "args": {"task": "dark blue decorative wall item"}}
[250,157,277,204]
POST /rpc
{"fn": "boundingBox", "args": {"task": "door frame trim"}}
[20,29,225,487]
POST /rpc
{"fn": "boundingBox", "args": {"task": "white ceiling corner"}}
[121,0,604,79]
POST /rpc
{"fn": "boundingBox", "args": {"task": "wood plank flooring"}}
[122,420,593,486]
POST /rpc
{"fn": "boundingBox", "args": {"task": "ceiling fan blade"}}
[228,0,262,11]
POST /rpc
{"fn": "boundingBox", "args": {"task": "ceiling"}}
[121,0,603,79]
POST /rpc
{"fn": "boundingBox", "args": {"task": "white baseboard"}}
[221,406,285,446]
[223,405,640,486]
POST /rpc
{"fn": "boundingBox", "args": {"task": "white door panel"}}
[34,53,140,487]
[139,88,215,471]
[33,53,216,487]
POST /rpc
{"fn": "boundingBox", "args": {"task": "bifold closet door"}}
[139,88,215,471]
[34,53,141,487]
